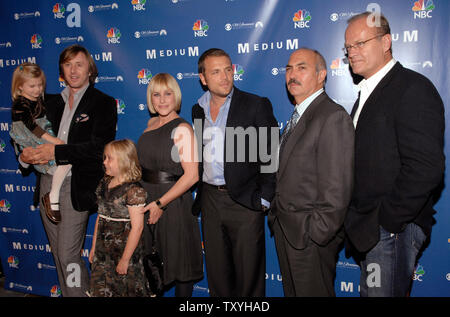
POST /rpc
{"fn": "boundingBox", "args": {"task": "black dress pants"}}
[201,184,265,297]
[273,218,342,297]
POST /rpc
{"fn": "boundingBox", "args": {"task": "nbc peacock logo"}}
[412,0,435,19]
[50,285,62,297]
[116,99,126,114]
[330,57,348,76]
[0,138,6,152]
[30,34,43,49]
[58,76,67,88]
[293,9,311,29]
[131,0,146,11]
[7,256,19,268]
[233,64,245,81]
[107,27,121,44]
[193,19,209,37]
[53,3,65,18]
[0,199,12,212]
[137,69,152,85]
[413,264,426,281]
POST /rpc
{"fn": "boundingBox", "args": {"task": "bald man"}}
[268,48,354,296]
[344,12,444,297]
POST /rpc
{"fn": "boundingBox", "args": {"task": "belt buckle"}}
[217,185,227,192]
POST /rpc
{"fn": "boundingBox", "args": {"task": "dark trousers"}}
[273,218,342,297]
[201,184,265,297]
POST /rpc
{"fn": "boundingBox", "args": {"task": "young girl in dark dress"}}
[88,139,150,297]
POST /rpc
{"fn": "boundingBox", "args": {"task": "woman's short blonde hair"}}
[11,63,46,100]
[104,139,142,183]
[146,73,182,114]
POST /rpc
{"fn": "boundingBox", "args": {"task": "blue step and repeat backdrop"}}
[0,0,448,297]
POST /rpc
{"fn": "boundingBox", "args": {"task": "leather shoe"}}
[41,192,61,223]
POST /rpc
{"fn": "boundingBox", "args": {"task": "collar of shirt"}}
[293,88,324,125]
[198,87,234,125]
[61,83,90,105]
[57,83,90,143]
[46,84,89,176]
[357,59,397,96]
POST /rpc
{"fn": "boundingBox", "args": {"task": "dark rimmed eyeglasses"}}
[343,34,385,55]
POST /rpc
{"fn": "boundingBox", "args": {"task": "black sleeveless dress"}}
[137,117,203,285]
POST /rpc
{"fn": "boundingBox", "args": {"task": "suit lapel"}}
[222,87,241,170]
[355,62,401,128]
[350,92,360,119]
[51,96,66,135]
[278,92,327,179]
[225,86,241,128]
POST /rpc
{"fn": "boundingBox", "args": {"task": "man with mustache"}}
[268,48,354,296]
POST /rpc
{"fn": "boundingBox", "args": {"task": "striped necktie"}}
[280,108,300,146]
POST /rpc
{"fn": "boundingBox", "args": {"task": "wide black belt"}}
[141,167,181,184]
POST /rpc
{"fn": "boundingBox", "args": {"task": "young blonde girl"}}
[88,139,150,297]
[10,62,71,223]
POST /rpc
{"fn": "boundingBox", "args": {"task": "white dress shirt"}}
[353,59,397,128]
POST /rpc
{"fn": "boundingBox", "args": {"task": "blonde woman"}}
[137,73,203,297]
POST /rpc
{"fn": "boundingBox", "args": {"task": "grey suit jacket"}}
[269,92,354,249]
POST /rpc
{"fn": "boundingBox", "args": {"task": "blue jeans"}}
[359,223,427,297]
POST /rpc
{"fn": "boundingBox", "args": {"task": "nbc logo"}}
[58,76,67,88]
[137,69,152,85]
[30,34,43,49]
[50,285,62,297]
[53,3,65,18]
[413,264,426,281]
[132,0,146,11]
[293,9,311,29]
[107,27,121,44]
[412,0,435,19]
[0,138,6,152]
[233,64,245,81]
[116,99,126,114]
[193,19,209,37]
[0,199,12,213]
[330,58,348,76]
[7,256,19,268]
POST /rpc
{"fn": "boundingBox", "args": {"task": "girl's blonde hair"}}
[11,63,46,100]
[104,139,142,183]
[146,73,182,114]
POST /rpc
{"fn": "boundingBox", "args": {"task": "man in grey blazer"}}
[268,48,354,296]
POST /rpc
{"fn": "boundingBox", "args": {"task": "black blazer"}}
[345,62,445,253]
[268,92,354,249]
[191,87,278,214]
[44,85,117,212]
